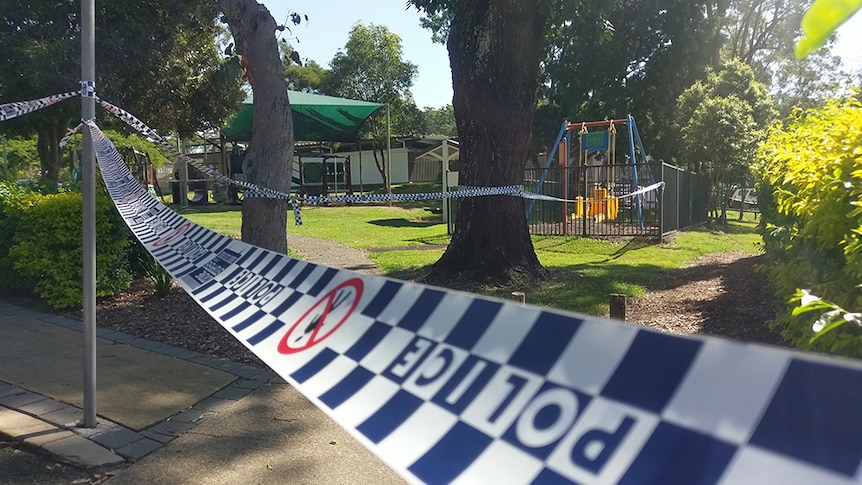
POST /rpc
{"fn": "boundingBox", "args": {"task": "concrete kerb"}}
[0,302,278,469]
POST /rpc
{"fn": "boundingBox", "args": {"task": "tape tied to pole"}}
[80,80,96,98]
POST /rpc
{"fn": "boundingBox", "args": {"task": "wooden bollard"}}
[609,293,626,321]
[511,291,526,304]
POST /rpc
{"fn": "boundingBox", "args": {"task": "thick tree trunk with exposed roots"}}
[430,0,547,283]
[219,0,292,254]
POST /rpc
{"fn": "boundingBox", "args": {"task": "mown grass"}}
[181,201,762,317]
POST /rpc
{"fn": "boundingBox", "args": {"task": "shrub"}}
[0,182,38,295]
[755,96,862,356]
[8,191,132,308]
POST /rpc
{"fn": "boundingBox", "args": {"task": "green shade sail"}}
[221,91,384,142]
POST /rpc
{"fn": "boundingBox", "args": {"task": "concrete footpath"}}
[0,302,405,484]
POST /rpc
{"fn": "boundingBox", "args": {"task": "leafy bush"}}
[0,136,39,181]
[8,191,132,308]
[755,96,862,356]
[0,182,37,295]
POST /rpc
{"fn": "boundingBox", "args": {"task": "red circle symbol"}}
[278,278,364,354]
[152,222,191,247]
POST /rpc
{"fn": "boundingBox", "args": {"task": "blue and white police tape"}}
[80,80,96,98]
[522,182,665,204]
[301,185,524,206]
[0,90,79,122]
[85,120,862,485]
[0,90,657,214]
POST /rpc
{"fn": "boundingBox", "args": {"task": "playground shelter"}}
[219,91,387,201]
[221,91,384,142]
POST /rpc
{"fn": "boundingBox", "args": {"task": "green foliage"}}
[675,60,775,216]
[1,0,243,184]
[534,0,720,162]
[139,253,174,297]
[0,136,39,181]
[796,0,862,58]
[280,40,329,93]
[755,96,862,356]
[0,181,37,294]
[7,192,132,308]
[320,22,422,173]
[421,105,457,137]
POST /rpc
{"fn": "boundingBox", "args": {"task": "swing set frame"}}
[526,115,654,234]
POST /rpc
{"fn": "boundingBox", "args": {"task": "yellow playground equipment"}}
[573,121,619,222]
[526,115,653,233]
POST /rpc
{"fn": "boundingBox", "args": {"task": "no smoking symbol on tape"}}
[277,278,364,354]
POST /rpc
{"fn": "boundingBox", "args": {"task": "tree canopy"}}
[320,23,421,190]
[421,105,456,137]
[675,59,776,218]
[0,0,244,186]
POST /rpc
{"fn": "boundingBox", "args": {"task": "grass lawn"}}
[180,202,762,317]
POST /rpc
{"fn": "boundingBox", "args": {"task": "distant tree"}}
[421,105,456,137]
[320,23,421,192]
[721,0,847,116]
[769,46,848,116]
[284,59,328,93]
[675,59,776,220]
[280,42,329,93]
[410,0,547,282]
[0,0,244,188]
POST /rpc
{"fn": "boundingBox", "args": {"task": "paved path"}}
[289,235,380,274]
[0,237,409,483]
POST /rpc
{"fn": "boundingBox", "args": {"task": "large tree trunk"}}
[219,0,292,254]
[36,119,68,190]
[430,0,547,283]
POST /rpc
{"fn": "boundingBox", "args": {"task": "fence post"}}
[609,294,626,320]
[511,291,526,304]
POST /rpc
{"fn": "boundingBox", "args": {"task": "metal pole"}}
[442,140,449,223]
[386,105,392,207]
[81,0,97,428]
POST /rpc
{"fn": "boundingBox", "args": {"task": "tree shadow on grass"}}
[367,218,441,228]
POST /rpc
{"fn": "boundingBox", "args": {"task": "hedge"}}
[755,97,862,356]
[0,187,133,308]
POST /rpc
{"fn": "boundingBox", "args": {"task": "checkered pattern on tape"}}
[59,123,84,148]
[88,120,862,485]
[79,80,96,98]
[299,185,524,206]
[87,122,244,290]
[272,279,862,485]
[0,91,78,122]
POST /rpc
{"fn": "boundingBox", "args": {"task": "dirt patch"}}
[628,251,786,347]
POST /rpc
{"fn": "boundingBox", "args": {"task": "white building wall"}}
[336,147,409,186]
